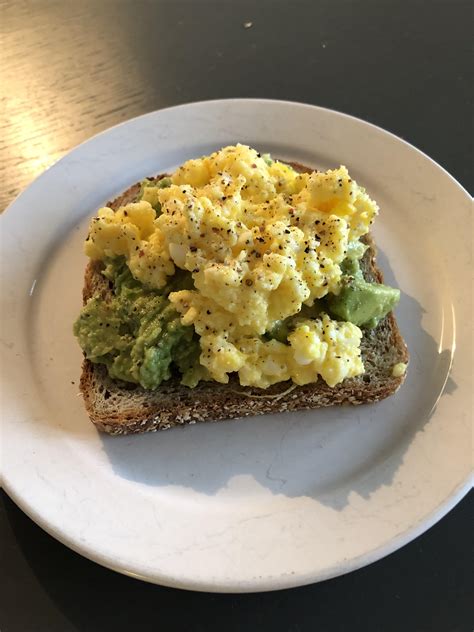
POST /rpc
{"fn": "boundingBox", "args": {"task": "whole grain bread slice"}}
[78,164,408,435]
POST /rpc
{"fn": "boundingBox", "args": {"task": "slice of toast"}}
[78,164,408,435]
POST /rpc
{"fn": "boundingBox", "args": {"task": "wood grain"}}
[1,1,165,210]
[1,0,472,212]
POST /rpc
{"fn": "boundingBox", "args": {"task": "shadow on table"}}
[98,248,456,509]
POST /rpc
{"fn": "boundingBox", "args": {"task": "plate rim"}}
[2,98,471,220]
[3,472,472,592]
[2,98,472,592]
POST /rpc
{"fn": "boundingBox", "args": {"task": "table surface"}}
[1,1,472,630]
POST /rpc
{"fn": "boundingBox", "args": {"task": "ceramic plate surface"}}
[2,99,472,592]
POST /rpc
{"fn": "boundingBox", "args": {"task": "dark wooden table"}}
[1,1,472,630]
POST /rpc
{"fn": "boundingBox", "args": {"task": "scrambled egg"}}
[85,144,378,388]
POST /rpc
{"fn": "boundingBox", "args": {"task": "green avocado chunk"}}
[75,237,399,388]
[140,176,172,213]
[325,257,400,329]
[266,256,400,343]
[73,257,204,389]
[266,303,324,343]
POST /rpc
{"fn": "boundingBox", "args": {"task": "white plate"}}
[1,99,472,592]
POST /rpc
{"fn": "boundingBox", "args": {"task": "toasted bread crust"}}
[78,164,408,434]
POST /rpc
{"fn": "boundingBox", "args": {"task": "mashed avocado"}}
[266,256,399,342]
[75,147,401,390]
[140,176,172,213]
[73,258,206,389]
[75,246,399,388]
[326,257,400,329]
[266,303,324,343]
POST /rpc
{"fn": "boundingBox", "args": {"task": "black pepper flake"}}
[245,279,253,286]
